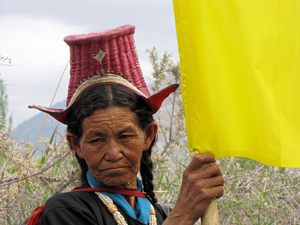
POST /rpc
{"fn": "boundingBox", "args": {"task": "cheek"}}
[127,151,143,170]
[84,157,99,171]
[81,146,104,168]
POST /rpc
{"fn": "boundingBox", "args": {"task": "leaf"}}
[25,178,33,194]
[176,160,187,169]
[157,171,165,188]
[27,185,33,194]
[10,167,16,174]
[165,174,169,183]
[39,156,45,168]
[55,160,62,171]
[49,129,56,145]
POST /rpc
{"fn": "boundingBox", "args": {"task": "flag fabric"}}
[173,0,300,167]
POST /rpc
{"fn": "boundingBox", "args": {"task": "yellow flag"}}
[173,0,300,167]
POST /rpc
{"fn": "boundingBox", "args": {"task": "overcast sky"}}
[0,0,179,127]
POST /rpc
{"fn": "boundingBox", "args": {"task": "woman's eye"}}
[90,138,105,143]
[119,134,131,140]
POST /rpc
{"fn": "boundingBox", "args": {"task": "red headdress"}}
[29,25,179,124]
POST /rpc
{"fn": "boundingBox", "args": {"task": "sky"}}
[0,0,179,127]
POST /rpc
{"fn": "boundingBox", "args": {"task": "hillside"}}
[13,100,67,147]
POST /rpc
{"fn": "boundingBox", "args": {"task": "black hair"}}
[66,84,158,204]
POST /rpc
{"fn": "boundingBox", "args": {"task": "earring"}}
[79,152,82,155]
[144,144,146,147]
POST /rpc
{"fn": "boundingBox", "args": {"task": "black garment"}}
[39,182,168,225]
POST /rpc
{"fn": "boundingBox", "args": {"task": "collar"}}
[87,170,151,224]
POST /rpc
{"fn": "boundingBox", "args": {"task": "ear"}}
[143,121,158,151]
[66,132,84,159]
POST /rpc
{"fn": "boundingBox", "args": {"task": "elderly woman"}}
[29,25,224,225]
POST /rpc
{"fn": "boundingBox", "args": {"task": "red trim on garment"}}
[72,187,147,198]
[27,187,147,225]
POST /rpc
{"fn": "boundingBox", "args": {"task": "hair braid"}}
[140,142,158,205]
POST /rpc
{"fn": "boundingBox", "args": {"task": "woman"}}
[29,25,224,225]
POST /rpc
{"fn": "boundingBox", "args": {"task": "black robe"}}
[39,182,168,225]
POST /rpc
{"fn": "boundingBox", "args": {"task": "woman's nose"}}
[104,139,123,161]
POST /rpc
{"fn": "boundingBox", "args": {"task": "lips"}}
[101,166,127,172]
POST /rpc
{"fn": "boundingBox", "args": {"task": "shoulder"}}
[44,182,95,211]
[44,190,95,211]
[40,188,104,225]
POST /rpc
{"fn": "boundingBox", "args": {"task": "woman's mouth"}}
[103,167,127,173]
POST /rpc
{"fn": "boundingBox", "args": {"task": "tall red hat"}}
[29,25,179,125]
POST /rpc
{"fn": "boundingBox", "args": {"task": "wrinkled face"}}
[68,106,157,188]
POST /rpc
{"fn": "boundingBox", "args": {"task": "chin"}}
[104,176,137,189]
[91,169,138,188]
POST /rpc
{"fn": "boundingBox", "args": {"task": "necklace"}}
[95,191,157,225]
[89,181,157,225]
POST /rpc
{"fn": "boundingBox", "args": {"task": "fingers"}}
[182,171,224,198]
[201,163,223,179]
[188,152,216,171]
[213,185,224,199]
[202,175,224,199]
[186,152,221,180]
[183,152,224,198]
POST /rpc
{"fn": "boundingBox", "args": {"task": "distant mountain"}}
[13,100,67,145]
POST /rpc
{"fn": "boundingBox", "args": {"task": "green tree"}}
[0,79,8,121]
[0,55,12,127]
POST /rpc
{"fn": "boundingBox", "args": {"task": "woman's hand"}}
[163,152,224,225]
